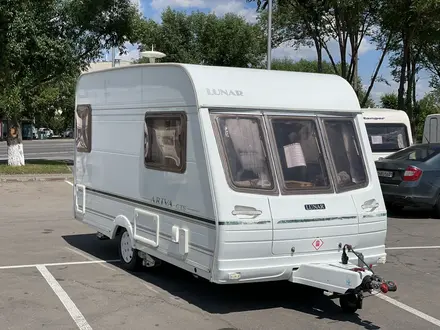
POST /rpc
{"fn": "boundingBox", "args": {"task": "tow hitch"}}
[337,244,397,313]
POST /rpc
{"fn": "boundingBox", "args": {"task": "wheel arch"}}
[110,215,134,244]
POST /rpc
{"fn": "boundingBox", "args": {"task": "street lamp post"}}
[267,0,272,70]
[111,47,116,68]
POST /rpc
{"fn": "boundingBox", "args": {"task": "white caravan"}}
[362,108,413,161]
[423,114,440,143]
[73,63,396,314]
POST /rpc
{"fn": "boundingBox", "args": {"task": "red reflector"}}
[380,283,389,293]
[403,165,423,181]
[351,267,365,272]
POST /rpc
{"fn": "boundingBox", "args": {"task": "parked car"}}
[62,129,73,138]
[375,143,440,216]
[38,127,53,138]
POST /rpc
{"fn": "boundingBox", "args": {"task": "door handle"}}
[361,199,379,212]
[232,206,262,219]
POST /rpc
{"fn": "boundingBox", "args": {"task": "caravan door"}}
[264,114,364,260]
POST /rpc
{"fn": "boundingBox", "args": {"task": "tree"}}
[415,89,440,141]
[31,74,78,132]
[378,0,440,132]
[271,58,376,107]
[249,0,391,106]
[135,8,266,67]
[380,93,399,109]
[0,0,142,166]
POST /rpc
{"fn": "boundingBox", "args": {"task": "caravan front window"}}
[269,117,331,192]
[323,119,367,190]
[365,123,409,152]
[213,115,274,190]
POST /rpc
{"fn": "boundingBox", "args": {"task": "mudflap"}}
[289,244,397,314]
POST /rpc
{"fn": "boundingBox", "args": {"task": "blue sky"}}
[113,0,433,104]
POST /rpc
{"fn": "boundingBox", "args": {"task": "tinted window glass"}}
[144,113,186,173]
[76,104,92,153]
[214,116,274,190]
[324,119,367,189]
[365,123,409,152]
[270,117,330,190]
[385,145,440,161]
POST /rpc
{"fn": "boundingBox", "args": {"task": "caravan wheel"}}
[339,293,359,314]
[118,228,141,271]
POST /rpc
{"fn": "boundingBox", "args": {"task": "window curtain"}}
[224,118,270,184]
[341,124,363,184]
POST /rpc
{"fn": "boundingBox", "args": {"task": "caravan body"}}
[73,63,389,306]
[362,108,413,161]
[423,114,440,143]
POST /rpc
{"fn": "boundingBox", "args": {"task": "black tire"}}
[339,294,359,314]
[118,228,142,272]
[386,202,403,215]
[432,196,440,218]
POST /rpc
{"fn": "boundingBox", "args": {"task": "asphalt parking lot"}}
[1,181,440,330]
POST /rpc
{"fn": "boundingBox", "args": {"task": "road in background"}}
[0,139,74,161]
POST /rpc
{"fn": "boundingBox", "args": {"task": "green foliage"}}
[0,160,71,175]
[0,0,142,123]
[135,8,266,67]
[250,0,388,107]
[415,89,440,140]
[380,93,399,110]
[272,58,335,73]
[377,0,440,113]
[272,58,376,107]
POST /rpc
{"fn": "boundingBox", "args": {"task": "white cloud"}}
[117,43,141,62]
[211,1,258,23]
[151,0,204,10]
[358,38,375,55]
[272,35,375,63]
[151,0,258,22]
[363,67,433,105]
[130,0,143,13]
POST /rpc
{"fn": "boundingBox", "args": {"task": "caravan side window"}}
[144,112,187,173]
[212,115,275,191]
[75,104,92,153]
[323,119,368,191]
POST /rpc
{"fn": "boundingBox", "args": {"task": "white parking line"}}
[143,283,159,294]
[0,259,120,270]
[64,180,73,186]
[65,247,116,271]
[65,247,95,262]
[376,293,440,327]
[37,265,93,330]
[386,246,440,250]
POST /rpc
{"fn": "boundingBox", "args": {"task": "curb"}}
[0,175,73,182]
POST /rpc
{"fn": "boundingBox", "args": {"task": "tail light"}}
[403,165,423,181]
[380,283,389,293]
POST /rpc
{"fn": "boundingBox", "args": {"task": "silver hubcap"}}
[120,231,133,263]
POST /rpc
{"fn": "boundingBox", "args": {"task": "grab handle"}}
[232,206,262,219]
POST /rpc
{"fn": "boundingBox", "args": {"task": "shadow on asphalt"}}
[63,233,380,330]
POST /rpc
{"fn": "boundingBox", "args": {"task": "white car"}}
[38,128,53,138]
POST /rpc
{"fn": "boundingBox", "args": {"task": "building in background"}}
[82,59,132,73]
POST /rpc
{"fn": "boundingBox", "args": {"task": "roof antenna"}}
[140,45,166,63]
